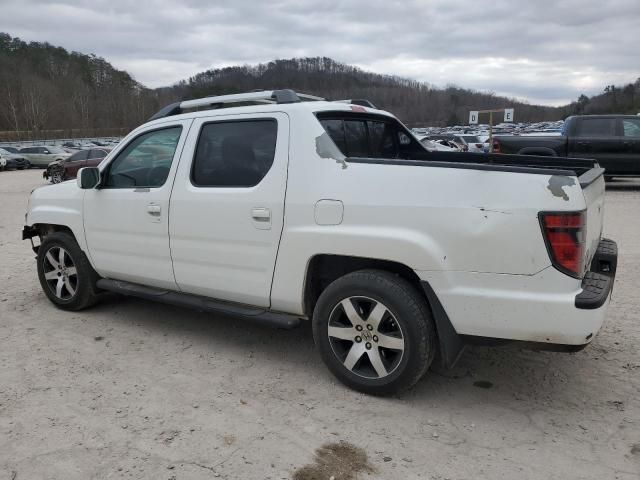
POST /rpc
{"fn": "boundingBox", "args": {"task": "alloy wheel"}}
[42,246,78,300]
[327,296,405,379]
[51,170,64,183]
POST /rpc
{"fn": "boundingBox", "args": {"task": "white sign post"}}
[504,108,514,122]
[467,107,515,152]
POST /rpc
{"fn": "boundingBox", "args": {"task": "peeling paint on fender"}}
[547,175,575,201]
[316,132,347,169]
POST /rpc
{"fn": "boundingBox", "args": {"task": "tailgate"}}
[580,168,606,271]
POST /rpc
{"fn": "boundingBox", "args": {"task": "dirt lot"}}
[1,169,639,480]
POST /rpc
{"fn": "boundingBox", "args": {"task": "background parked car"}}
[0,147,30,170]
[1,146,21,154]
[44,147,111,183]
[419,138,459,152]
[19,146,71,168]
[454,135,486,153]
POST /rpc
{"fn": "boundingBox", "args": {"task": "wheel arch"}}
[24,223,82,254]
[302,254,464,368]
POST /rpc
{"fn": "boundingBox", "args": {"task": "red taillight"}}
[540,211,586,277]
[492,139,501,153]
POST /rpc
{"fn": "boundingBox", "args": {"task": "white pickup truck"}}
[23,90,617,395]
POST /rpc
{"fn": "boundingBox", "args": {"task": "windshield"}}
[0,148,10,155]
[460,135,480,143]
[47,146,67,154]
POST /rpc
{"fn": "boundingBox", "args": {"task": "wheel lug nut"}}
[355,325,363,331]
[365,342,372,350]
[373,335,378,342]
[355,336,362,343]
[366,325,373,331]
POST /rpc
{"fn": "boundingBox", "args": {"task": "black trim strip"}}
[96,278,301,329]
[346,157,578,176]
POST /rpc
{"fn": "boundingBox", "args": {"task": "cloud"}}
[0,0,637,105]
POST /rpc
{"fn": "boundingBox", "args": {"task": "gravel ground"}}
[1,169,639,480]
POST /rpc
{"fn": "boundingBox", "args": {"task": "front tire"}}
[312,270,436,395]
[50,169,65,183]
[37,232,100,310]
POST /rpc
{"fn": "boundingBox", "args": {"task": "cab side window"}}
[89,149,107,159]
[68,150,89,162]
[623,119,640,137]
[191,120,277,188]
[104,126,182,188]
[318,113,427,159]
[576,118,617,137]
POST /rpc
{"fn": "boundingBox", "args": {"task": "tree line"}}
[0,32,161,139]
[1,33,639,140]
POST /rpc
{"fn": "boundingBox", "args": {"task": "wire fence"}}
[0,127,130,144]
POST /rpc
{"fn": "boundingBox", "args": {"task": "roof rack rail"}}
[334,99,378,109]
[148,89,325,121]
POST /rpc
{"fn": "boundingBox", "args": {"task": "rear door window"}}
[68,150,88,162]
[576,118,617,137]
[89,149,107,159]
[622,119,640,137]
[191,119,277,188]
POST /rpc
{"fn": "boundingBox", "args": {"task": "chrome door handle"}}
[251,207,271,221]
[251,207,271,230]
[147,203,161,216]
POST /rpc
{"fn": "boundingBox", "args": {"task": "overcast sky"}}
[1,0,638,106]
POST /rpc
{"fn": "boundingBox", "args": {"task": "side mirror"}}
[77,167,101,189]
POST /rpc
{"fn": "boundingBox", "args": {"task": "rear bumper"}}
[417,238,617,348]
[575,238,617,309]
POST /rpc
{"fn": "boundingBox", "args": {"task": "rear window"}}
[576,118,617,137]
[317,112,427,159]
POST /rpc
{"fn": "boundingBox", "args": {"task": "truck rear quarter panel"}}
[270,112,589,314]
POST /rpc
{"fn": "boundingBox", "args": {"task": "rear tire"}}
[312,269,436,395]
[36,231,101,311]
